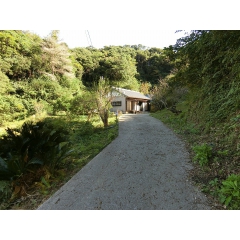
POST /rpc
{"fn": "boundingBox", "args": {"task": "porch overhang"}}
[126,97,150,102]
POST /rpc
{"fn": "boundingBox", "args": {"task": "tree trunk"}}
[100,110,109,127]
[87,111,92,122]
[103,117,108,128]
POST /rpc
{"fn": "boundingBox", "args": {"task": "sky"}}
[2,1,237,50]
[33,30,188,49]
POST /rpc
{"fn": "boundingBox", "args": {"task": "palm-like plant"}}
[0,121,73,180]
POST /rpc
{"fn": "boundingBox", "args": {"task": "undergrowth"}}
[151,102,240,210]
[0,114,118,209]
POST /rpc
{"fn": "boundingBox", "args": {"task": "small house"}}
[110,87,151,113]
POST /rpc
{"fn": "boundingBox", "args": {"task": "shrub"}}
[0,121,73,180]
[192,143,212,167]
[78,121,95,135]
[219,174,240,209]
[52,91,72,114]
[29,77,62,102]
[0,71,14,94]
[0,95,28,125]
[0,180,12,206]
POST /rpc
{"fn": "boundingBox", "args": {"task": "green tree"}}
[73,46,139,90]
[134,47,174,85]
[72,47,102,86]
[70,91,96,121]
[0,71,13,94]
[0,30,35,80]
[92,78,114,127]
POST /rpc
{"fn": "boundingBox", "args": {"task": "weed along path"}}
[38,113,211,210]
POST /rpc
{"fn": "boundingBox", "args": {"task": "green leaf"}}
[62,149,75,157]
[225,196,232,206]
[41,177,50,188]
[0,157,8,169]
[219,194,226,203]
[27,157,43,166]
[0,157,14,180]
[50,130,56,136]
[232,191,240,197]
[222,181,234,188]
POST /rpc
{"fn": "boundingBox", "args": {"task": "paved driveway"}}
[38,113,211,210]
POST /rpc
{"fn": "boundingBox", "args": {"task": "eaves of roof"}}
[112,87,151,100]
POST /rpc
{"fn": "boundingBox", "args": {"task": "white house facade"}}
[110,87,151,113]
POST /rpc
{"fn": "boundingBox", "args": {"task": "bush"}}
[192,143,212,167]
[219,174,240,209]
[28,77,62,102]
[0,95,28,125]
[0,121,73,180]
[0,180,12,209]
[0,180,12,203]
[0,71,14,94]
[78,121,95,135]
[52,91,72,114]
[70,92,96,117]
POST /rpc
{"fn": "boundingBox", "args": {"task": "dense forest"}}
[0,30,173,125]
[0,30,239,209]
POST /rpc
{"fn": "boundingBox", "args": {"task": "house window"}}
[111,101,122,106]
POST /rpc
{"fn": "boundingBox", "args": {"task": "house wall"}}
[126,100,149,112]
[131,101,140,111]
[110,96,126,113]
[110,89,150,113]
[126,101,131,111]
[142,102,148,111]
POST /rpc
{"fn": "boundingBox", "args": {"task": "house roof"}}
[112,87,151,100]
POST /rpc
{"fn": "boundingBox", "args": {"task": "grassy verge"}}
[0,113,118,210]
[151,102,240,210]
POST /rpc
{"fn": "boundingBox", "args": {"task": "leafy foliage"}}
[72,45,173,89]
[0,121,73,180]
[0,94,28,125]
[0,30,43,80]
[219,174,240,209]
[0,71,13,94]
[172,30,240,124]
[70,91,97,121]
[0,180,12,205]
[136,48,173,85]
[0,30,83,125]
[192,144,212,167]
[91,78,114,127]
[151,102,240,209]
[72,46,139,89]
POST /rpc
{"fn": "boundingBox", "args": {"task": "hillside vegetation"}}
[151,31,240,209]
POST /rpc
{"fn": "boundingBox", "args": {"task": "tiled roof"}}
[112,87,151,100]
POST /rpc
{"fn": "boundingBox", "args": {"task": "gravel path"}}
[38,113,211,210]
